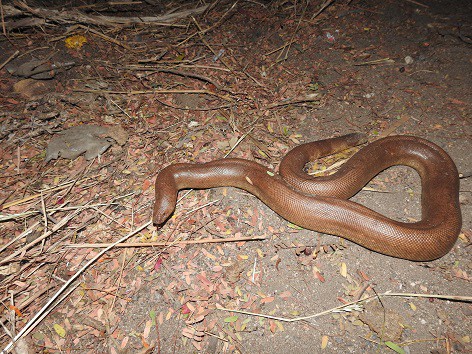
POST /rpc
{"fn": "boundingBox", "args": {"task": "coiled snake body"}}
[153,134,461,261]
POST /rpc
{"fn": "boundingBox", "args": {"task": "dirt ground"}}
[0,0,471,353]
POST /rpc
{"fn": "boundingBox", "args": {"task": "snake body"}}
[153,134,461,261]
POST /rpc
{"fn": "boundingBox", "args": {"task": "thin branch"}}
[216,292,472,323]
[65,235,266,248]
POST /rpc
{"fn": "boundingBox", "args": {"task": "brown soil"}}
[0,1,471,353]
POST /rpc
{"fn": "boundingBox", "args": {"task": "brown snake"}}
[153,133,461,261]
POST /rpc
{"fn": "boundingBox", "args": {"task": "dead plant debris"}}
[0,0,470,353]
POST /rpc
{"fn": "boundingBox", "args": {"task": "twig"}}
[65,235,266,248]
[354,58,395,66]
[402,0,429,8]
[224,125,256,158]
[1,221,151,354]
[154,97,231,112]
[73,88,232,101]
[8,2,208,29]
[0,0,6,36]
[311,0,335,20]
[184,199,221,216]
[78,25,132,51]
[141,68,223,90]
[108,250,127,315]
[376,114,410,139]
[0,50,19,70]
[177,2,238,47]
[216,292,472,323]
[264,94,321,109]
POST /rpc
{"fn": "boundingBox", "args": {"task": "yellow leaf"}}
[258,149,268,158]
[53,323,66,338]
[409,302,417,311]
[458,233,467,242]
[64,35,87,49]
[256,249,264,258]
[275,320,284,331]
[340,263,347,277]
[238,254,249,260]
[267,122,273,133]
[321,335,329,349]
[235,286,242,296]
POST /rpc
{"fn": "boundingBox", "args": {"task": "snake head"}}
[152,169,178,225]
[152,195,176,225]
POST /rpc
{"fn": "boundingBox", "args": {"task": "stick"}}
[354,58,395,66]
[216,292,472,323]
[65,235,266,248]
[73,88,231,101]
[264,94,321,109]
[0,50,19,70]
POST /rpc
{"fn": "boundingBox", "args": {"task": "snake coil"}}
[153,134,461,261]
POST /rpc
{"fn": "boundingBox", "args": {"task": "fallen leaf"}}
[384,341,405,354]
[181,304,191,314]
[224,316,238,323]
[321,335,329,349]
[261,296,274,304]
[143,320,152,339]
[313,266,325,282]
[269,320,277,333]
[279,291,291,300]
[154,257,163,271]
[53,323,66,338]
[340,263,347,277]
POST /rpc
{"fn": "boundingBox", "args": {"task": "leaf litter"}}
[1,1,471,353]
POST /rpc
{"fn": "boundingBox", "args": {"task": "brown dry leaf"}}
[106,125,128,146]
[13,78,55,98]
[225,262,245,283]
[359,302,405,341]
[269,320,277,333]
[313,266,326,282]
[261,296,275,304]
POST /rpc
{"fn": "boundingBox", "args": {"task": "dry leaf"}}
[321,335,329,349]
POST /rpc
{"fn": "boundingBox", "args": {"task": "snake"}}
[153,133,461,261]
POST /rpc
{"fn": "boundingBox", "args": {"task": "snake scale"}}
[153,133,461,261]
